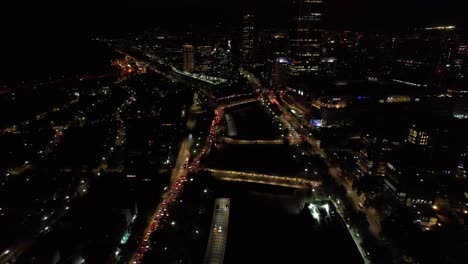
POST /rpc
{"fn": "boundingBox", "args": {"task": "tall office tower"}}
[274,57,290,88]
[289,0,324,76]
[241,10,255,67]
[183,44,195,72]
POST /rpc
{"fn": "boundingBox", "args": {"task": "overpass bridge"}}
[221,98,258,109]
[206,168,321,189]
[222,137,284,145]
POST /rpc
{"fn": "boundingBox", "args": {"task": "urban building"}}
[356,134,400,179]
[407,126,430,146]
[379,116,467,224]
[383,156,439,225]
[183,44,195,72]
[241,10,255,67]
[289,0,324,76]
[320,57,337,77]
[391,25,465,91]
[257,29,290,87]
[384,158,438,207]
[274,57,290,88]
[257,29,289,65]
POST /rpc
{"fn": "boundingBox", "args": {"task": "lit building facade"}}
[289,0,324,76]
[183,44,195,72]
[241,11,255,67]
[383,159,439,227]
[384,161,437,207]
[408,127,430,146]
[356,135,398,179]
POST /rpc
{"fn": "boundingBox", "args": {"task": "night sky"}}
[1,0,466,83]
[4,0,467,39]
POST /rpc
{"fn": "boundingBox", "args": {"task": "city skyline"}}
[0,1,467,264]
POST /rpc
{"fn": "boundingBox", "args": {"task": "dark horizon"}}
[3,0,467,40]
[2,0,466,85]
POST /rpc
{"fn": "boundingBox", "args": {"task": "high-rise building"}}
[257,29,289,63]
[183,44,195,72]
[241,10,255,67]
[355,134,398,179]
[408,127,430,146]
[289,0,324,76]
[274,57,290,88]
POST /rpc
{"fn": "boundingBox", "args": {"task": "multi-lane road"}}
[130,91,200,264]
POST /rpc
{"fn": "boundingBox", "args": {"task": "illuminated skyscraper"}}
[241,10,255,67]
[408,127,430,146]
[289,0,324,76]
[183,44,195,72]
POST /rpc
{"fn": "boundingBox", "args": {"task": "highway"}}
[170,135,193,183]
[258,90,303,146]
[131,110,222,263]
[203,198,230,264]
[130,142,189,263]
[130,92,199,264]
